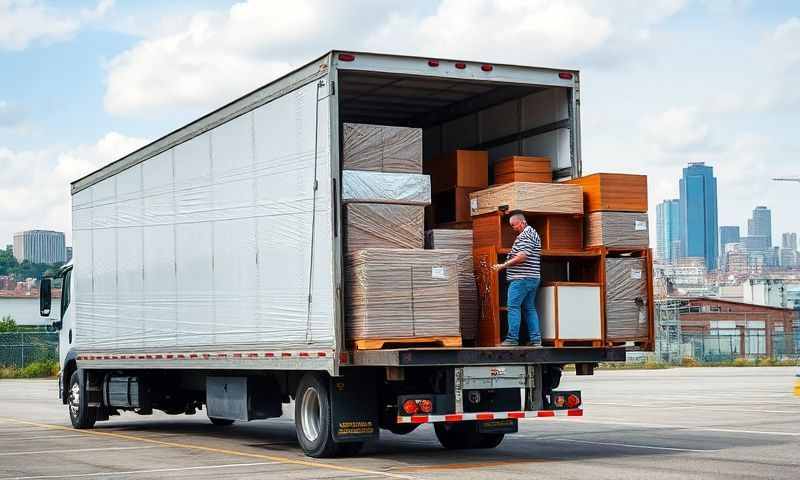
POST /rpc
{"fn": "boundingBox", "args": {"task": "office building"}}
[12,230,66,264]
[747,206,772,247]
[782,232,797,251]
[719,226,740,251]
[679,162,718,270]
[65,247,73,263]
[656,199,681,263]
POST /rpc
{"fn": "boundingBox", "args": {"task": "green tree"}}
[0,248,17,276]
[0,315,17,333]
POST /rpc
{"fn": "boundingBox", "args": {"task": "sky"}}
[1,0,799,247]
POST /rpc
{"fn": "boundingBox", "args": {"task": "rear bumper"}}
[353,346,625,367]
[396,408,583,424]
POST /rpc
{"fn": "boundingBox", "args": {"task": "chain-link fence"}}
[0,332,59,368]
[680,332,798,362]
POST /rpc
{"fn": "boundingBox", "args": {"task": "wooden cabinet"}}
[425,150,488,193]
[565,173,647,213]
[537,283,603,346]
[472,211,582,251]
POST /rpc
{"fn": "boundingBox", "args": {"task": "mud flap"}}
[330,369,379,443]
[478,418,518,434]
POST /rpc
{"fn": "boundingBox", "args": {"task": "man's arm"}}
[492,252,528,271]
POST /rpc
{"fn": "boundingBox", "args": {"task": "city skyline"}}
[679,162,718,270]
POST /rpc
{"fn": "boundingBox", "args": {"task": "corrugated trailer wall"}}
[423,88,571,175]
[72,80,336,351]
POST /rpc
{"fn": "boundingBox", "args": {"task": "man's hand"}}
[492,263,506,272]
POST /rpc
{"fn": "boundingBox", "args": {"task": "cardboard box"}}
[565,173,647,213]
[605,257,649,339]
[426,229,479,341]
[342,123,422,173]
[344,204,424,256]
[346,249,461,341]
[468,182,583,217]
[494,156,551,184]
[425,150,488,193]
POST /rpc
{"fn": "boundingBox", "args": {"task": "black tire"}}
[294,373,337,457]
[209,417,235,426]
[386,423,421,435]
[434,422,505,450]
[68,371,96,429]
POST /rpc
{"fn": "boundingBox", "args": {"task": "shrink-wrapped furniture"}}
[605,257,649,339]
[342,123,422,173]
[344,204,424,256]
[586,212,649,248]
[426,229,479,341]
[469,182,583,217]
[345,249,461,347]
[342,170,431,206]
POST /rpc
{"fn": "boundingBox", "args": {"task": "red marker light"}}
[567,394,581,409]
[428,59,440,67]
[418,399,433,413]
[455,62,466,69]
[402,399,419,415]
[338,53,355,62]
[559,72,574,80]
[481,64,493,72]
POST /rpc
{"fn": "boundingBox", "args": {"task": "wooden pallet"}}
[545,339,604,348]
[351,336,462,350]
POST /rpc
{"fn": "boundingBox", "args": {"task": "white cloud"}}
[642,107,712,154]
[0,0,114,51]
[103,0,687,116]
[0,132,147,244]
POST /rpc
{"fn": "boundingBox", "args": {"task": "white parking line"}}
[0,445,159,456]
[0,461,283,480]
[0,434,85,441]
[548,437,715,453]
[551,417,800,437]
[590,402,800,414]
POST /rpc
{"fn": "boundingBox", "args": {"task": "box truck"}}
[40,51,627,457]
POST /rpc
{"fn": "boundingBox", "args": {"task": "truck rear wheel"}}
[294,373,364,458]
[68,371,97,429]
[434,422,504,449]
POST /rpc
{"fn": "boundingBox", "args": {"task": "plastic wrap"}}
[344,204,424,256]
[469,182,583,216]
[425,229,479,341]
[342,123,423,173]
[71,81,336,352]
[586,212,649,248]
[345,249,461,340]
[342,170,431,205]
[605,257,649,339]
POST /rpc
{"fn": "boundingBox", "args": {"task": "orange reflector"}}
[418,399,433,413]
[553,395,566,408]
[402,399,419,415]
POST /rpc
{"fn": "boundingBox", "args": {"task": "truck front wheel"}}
[434,422,504,449]
[294,373,363,458]
[68,371,96,429]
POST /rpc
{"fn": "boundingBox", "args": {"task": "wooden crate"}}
[472,211,582,251]
[494,156,552,184]
[425,150,488,193]
[469,182,583,217]
[565,173,647,213]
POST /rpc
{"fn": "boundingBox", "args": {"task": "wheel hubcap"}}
[69,382,80,418]
[300,387,321,442]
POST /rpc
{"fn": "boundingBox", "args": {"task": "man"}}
[492,213,542,346]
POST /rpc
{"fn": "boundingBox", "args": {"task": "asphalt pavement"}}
[0,366,798,479]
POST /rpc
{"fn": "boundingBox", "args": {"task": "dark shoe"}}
[500,339,519,347]
[527,340,542,347]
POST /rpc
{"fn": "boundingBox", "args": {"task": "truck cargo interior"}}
[337,70,577,181]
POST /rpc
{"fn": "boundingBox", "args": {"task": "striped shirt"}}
[506,225,541,280]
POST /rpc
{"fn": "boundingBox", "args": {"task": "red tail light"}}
[338,53,355,62]
[567,394,581,408]
[428,59,440,67]
[559,72,573,80]
[455,62,466,69]
[481,64,493,72]
[418,399,433,413]
[402,399,419,415]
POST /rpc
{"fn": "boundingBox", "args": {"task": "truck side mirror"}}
[40,278,52,317]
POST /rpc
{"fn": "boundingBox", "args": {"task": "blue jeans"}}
[506,277,541,343]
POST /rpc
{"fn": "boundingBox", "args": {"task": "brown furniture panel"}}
[566,173,647,213]
[425,150,488,193]
[494,156,552,184]
[469,182,583,216]
[495,172,552,184]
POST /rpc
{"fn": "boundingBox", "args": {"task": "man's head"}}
[509,213,527,233]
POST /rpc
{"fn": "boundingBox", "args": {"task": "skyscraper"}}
[782,232,797,251]
[656,199,681,263]
[679,162,718,270]
[12,230,66,264]
[747,206,772,247]
[719,226,740,251]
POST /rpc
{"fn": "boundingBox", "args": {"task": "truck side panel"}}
[72,80,336,353]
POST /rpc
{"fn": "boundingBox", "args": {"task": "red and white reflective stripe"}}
[396,408,583,424]
[76,351,331,361]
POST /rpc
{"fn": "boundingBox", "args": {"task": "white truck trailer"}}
[40,51,625,457]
